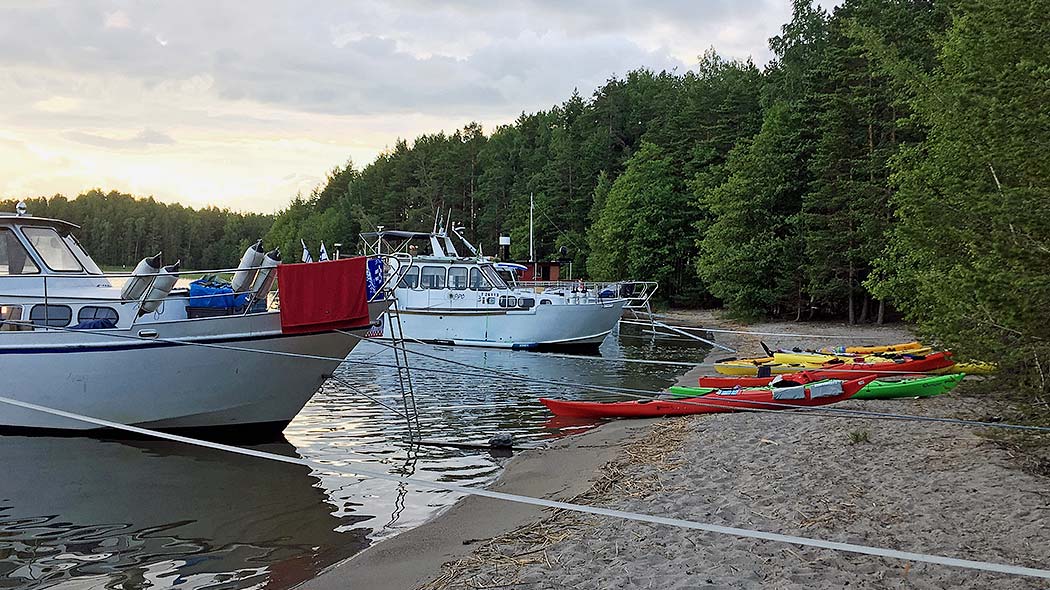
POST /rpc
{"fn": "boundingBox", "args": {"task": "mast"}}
[529,192,535,277]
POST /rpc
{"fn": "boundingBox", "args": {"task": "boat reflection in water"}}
[0,326,711,590]
[0,436,369,590]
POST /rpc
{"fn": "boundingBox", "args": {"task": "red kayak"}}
[540,376,872,419]
[699,352,954,388]
[698,370,926,388]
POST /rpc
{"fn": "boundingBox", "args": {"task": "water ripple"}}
[0,327,707,589]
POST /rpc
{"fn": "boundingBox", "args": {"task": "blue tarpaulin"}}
[189,279,249,309]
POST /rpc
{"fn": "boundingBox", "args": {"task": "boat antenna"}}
[451,224,480,257]
[432,209,440,234]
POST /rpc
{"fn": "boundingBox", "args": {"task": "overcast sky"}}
[0,1,815,213]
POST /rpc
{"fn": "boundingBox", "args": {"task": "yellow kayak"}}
[713,358,807,375]
[817,341,923,355]
[718,352,921,371]
[772,348,932,366]
[933,361,998,375]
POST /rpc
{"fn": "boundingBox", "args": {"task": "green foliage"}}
[0,191,272,269]
[696,102,807,318]
[868,0,1050,394]
[848,429,871,444]
[588,142,696,293]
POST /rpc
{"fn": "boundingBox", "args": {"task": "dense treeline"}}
[0,190,273,269]
[167,0,1050,392]
[270,0,951,314]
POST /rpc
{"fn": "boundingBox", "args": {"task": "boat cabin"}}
[359,228,602,312]
[0,207,269,332]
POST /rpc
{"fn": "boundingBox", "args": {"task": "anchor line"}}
[621,319,905,341]
[0,395,1047,581]
[340,331,1050,434]
[2,319,1047,434]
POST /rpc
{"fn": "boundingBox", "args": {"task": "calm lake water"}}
[0,327,708,590]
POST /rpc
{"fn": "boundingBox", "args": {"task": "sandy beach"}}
[302,311,1049,589]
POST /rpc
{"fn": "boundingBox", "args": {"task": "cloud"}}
[0,1,799,211]
[0,1,786,117]
[104,10,131,29]
[33,96,81,113]
[63,128,176,150]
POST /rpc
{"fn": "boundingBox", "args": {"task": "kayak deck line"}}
[3,394,1049,581]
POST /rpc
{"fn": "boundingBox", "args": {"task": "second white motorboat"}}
[360,227,626,349]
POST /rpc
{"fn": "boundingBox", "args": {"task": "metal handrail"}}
[2,254,395,330]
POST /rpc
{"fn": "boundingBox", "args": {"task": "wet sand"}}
[300,311,1050,589]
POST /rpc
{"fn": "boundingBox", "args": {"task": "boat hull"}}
[385,299,626,349]
[0,302,387,432]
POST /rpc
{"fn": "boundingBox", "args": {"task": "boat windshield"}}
[22,227,83,272]
[480,264,509,290]
[63,234,104,275]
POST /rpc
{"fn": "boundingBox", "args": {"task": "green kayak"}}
[851,373,964,399]
[668,373,964,401]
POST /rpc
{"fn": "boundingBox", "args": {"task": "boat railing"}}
[515,280,658,307]
[0,254,401,329]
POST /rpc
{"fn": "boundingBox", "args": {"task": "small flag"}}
[300,239,313,263]
[366,315,385,338]
[319,242,329,261]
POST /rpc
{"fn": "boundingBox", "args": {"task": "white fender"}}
[231,240,265,294]
[250,249,281,301]
[120,253,162,301]
[139,261,181,315]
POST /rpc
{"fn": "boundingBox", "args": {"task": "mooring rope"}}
[620,319,899,341]
[0,395,1046,580]
[3,318,1045,433]
[342,332,1050,434]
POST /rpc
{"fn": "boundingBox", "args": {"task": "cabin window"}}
[0,229,40,275]
[517,297,535,309]
[78,306,119,323]
[498,295,516,308]
[448,267,468,290]
[480,265,509,290]
[420,266,446,289]
[29,304,72,327]
[0,305,28,331]
[539,299,552,305]
[398,266,420,289]
[469,268,491,291]
[22,227,83,272]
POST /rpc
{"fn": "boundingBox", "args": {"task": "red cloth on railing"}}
[277,257,370,334]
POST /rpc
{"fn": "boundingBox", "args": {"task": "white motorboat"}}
[360,227,627,349]
[0,206,388,435]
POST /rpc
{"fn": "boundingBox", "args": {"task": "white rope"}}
[3,319,1044,432]
[345,335,1050,433]
[0,395,1046,580]
[524,351,700,368]
[621,319,888,340]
